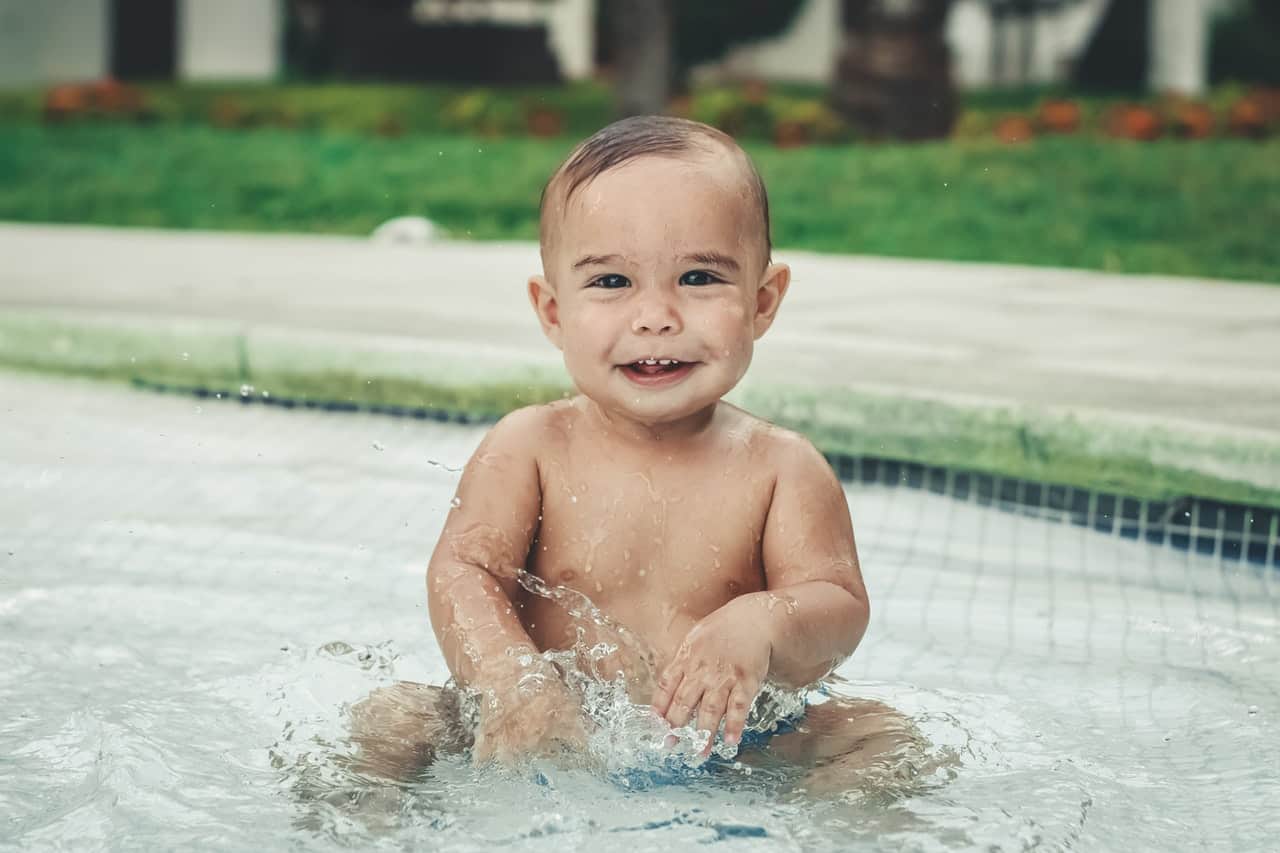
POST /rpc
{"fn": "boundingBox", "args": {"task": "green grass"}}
[2,123,1278,282]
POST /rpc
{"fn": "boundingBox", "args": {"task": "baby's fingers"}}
[664,677,704,729]
[696,689,729,754]
[651,666,684,718]
[721,684,754,748]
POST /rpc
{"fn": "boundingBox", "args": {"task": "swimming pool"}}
[2,372,1276,851]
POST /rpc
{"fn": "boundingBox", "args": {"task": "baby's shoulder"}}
[719,405,834,482]
[481,398,579,457]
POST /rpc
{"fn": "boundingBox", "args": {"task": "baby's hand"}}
[651,596,771,752]
[472,660,590,765]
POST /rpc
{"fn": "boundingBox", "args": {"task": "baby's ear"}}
[527,275,564,350]
[752,262,791,339]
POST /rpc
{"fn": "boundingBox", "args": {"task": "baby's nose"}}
[632,292,682,335]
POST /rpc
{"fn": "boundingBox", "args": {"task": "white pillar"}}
[947,0,994,89]
[178,0,282,81]
[546,0,595,81]
[0,0,109,86]
[1149,0,1209,96]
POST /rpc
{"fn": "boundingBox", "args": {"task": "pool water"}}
[2,373,1277,851]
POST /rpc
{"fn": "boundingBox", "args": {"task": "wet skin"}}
[520,398,802,690]
[348,147,927,783]
[420,149,872,764]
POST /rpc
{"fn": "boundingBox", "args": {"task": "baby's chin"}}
[599,389,729,429]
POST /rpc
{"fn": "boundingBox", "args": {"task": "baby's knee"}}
[348,681,470,779]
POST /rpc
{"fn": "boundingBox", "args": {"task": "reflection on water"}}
[2,373,1278,851]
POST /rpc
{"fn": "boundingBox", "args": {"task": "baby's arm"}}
[426,407,585,762]
[653,435,867,746]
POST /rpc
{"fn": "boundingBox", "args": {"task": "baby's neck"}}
[580,397,721,448]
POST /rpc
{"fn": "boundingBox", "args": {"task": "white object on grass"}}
[371,216,442,245]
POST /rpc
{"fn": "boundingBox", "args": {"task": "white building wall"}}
[545,0,594,81]
[1149,0,1210,95]
[0,0,109,87]
[694,0,842,85]
[178,0,283,81]
[693,0,1110,90]
[948,0,994,88]
[947,0,1109,87]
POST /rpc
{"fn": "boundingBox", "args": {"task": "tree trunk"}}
[607,0,672,118]
[832,0,957,140]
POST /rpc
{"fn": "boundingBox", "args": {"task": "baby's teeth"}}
[658,359,673,366]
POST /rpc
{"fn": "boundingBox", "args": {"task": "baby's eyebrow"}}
[572,253,623,270]
[681,252,740,272]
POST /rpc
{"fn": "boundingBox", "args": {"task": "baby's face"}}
[532,153,787,430]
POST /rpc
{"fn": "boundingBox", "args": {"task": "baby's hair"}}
[539,115,772,264]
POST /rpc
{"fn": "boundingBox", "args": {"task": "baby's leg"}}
[765,697,931,795]
[347,681,473,780]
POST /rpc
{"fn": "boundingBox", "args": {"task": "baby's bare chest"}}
[529,454,774,616]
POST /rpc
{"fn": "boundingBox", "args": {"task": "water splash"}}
[450,570,813,782]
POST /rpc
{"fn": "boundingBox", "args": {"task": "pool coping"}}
[3,307,1279,512]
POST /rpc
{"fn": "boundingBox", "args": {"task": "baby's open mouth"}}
[619,358,697,385]
[627,358,683,375]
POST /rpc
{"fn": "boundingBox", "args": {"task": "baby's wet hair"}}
[539,115,772,265]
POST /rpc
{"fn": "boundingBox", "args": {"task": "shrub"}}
[1106,104,1162,141]
[43,79,149,123]
[1227,96,1268,138]
[1037,99,1081,134]
[1164,99,1216,139]
[772,100,849,147]
[995,115,1035,144]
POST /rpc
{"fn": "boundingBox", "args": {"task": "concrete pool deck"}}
[1,222,1278,506]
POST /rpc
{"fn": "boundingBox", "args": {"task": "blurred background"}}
[1,0,1277,281]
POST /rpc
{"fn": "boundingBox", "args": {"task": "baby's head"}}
[529,116,790,430]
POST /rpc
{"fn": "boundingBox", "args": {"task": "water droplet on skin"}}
[570,495,578,503]
[450,496,462,508]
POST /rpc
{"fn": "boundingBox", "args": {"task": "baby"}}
[352,116,913,782]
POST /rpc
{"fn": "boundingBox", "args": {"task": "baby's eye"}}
[589,274,630,289]
[680,270,723,286]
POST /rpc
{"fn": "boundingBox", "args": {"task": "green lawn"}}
[2,123,1277,282]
